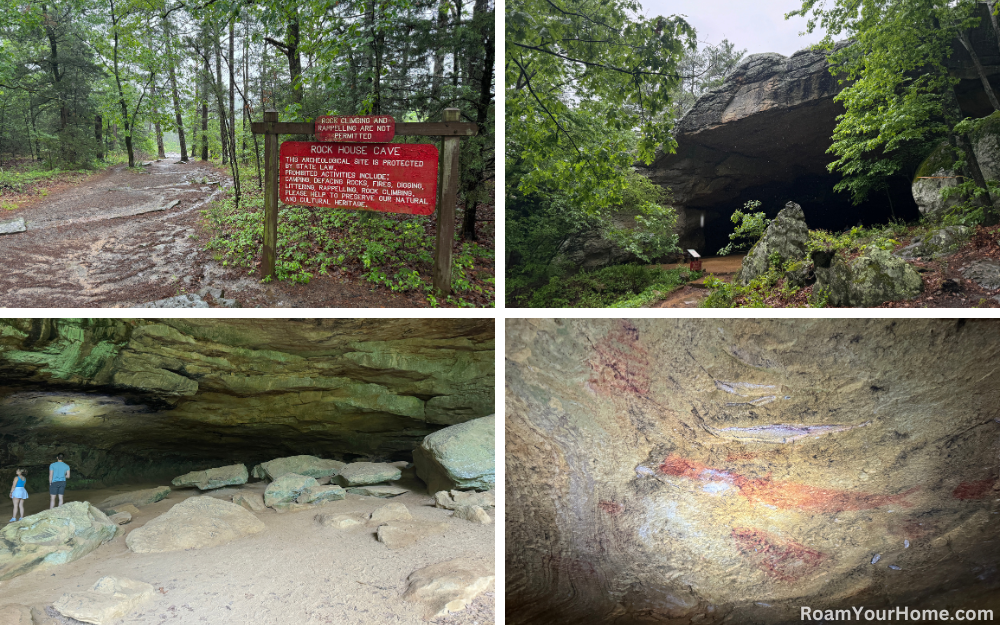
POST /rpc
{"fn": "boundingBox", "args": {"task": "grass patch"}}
[527,264,697,307]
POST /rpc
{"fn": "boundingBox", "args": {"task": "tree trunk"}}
[460,0,494,241]
[164,16,187,161]
[957,28,1000,111]
[431,1,447,102]
[95,114,103,160]
[229,20,236,164]
[152,81,166,159]
[215,27,229,166]
[452,0,462,87]
[988,2,1000,54]
[201,41,210,162]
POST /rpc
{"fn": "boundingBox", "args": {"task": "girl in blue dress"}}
[9,468,28,522]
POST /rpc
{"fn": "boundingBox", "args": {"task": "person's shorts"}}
[49,482,66,496]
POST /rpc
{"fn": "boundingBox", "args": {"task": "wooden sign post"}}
[252,109,477,296]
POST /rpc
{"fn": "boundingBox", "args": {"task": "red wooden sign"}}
[314,116,395,143]
[279,141,439,215]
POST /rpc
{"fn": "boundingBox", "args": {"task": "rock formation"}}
[506,319,1000,624]
[0,319,494,492]
[734,202,809,285]
[414,415,496,494]
[125,496,265,553]
[403,557,495,620]
[172,464,248,490]
[52,576,155,625]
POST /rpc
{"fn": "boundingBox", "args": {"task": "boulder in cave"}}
[402,557,495,620]
[376,521,448,550]
[263,473,317,508]
[0,604,31,625]
[52,576,155,625]
[434,490,495,510]
[125,496,264,553]
[97,486,171,512]
[813,245,924,306]
[0,502,118,581]
[316,513,363,529]
[251,455,346,481]
[232,492,266,513]
[171,463,248,490]
[413,415,495,495]
[346,485,408,498]
[108,512,131,525]
[296,484,346,505]
[506,319,1000,624]
[370,502,412,524]
[452,505,491,524]
[335,462,402,486]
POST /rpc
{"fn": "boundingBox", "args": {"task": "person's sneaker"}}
[8,517,15,522]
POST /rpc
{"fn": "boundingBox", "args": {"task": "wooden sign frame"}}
[251,108,477,296]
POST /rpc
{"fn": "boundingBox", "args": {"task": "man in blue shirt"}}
[49,453,71,509]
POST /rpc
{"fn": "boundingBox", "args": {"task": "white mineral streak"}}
[703,421,871,444]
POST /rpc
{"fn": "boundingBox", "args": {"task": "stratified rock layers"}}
[506,319,1000,624]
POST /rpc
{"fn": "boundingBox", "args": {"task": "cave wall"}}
[0,319,495,488]
[506,319,1000,624]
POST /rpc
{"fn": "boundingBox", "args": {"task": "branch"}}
[511,42,680,79]
[511,54,581,156]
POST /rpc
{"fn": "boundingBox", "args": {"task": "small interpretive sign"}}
[314,115,395,143]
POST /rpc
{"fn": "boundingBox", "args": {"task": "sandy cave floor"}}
[0,479,495,625]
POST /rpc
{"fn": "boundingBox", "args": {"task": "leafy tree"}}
[788,0,999,224]
[668,39,746,123]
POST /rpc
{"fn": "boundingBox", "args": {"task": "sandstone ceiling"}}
[0,319,494,486]
[507,319,1000,624]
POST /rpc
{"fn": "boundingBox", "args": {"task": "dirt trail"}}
[0,158,420,308]
[653,254,745,308]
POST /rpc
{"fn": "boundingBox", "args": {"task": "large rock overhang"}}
[0,318,495,488]
[646,5,1000,253]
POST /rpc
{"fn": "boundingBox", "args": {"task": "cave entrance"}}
[698,174,921,257]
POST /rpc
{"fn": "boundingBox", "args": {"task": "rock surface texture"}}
[172,464,248,490]
[251,455,345,480]
[52,576,155,625]
[0,502,117,581]
[413,415,495,495]
[125,496,265,553]
[506,319,1000,624]
[335,462,402,486]
[813,245,924,307]
[402,557,495,620]
[98,487,171,511]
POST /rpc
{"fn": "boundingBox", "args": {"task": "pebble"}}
[904,540,909,548]
[889,565,901,570]
[871,554,881,564]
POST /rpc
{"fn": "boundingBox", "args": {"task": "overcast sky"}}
[639,0,829,57]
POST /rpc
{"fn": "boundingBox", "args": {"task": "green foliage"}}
[717,200,769,256]
[527,264,696,308]
[701,257,816,308]
[204,173,493,307]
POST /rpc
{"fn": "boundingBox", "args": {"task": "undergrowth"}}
[528,264,697,308]
[203,171,494,307]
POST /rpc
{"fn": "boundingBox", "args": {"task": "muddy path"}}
[0,158,422,308]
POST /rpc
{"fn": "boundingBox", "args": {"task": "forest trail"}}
[0,158,422,308]
[652,255,745,308]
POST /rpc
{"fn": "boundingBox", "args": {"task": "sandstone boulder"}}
[0,502,117,581]
[452,505,491,524]
[316,513,362,529]
[296,485,346,505]
[413,415,495,494]
[232,492,266,513]
[434,490,495,510]
[402,557,495,620]
[125,497,264,553]
[263,473,317,508]
[52,576,155,625]
[171,464,248,490]
[963,260,1000,291]
[734,202,808,286]
[0,604,31,625]
[369,502,412,524]
[251,455,345,481]
[102,504,140,517]
[335,462,401,486]
[814,245,923,307]
[108,512,131,525]
[346,485,408,498]
[375,522,447,550]
[98,486,171,511]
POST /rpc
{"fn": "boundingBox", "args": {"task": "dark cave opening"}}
[698,174,922,257]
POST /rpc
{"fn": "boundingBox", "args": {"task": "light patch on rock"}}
[125,496,265,553]
[52,576,155,625]
[370,502,412,524]
[0,218,26,235]
[452,505,491,524]
[402,557,495,620]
